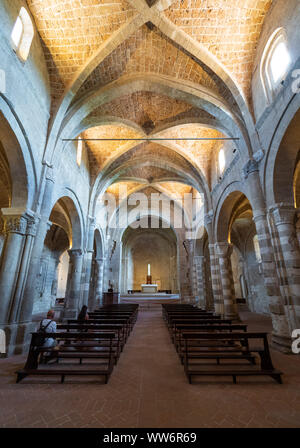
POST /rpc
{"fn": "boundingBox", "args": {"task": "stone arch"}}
[264,95,300,206]
[52,75,249,168]
[213,185,251,243]
[121,222,178,294]
[0,110,31,209]
[50,192,84,250]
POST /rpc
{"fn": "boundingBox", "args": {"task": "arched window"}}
[77,138,83,166]
[218,148,225,175]
[260,28,291,103]
[11,7,34,62]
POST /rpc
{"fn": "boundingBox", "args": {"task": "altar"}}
[141,284,158,294]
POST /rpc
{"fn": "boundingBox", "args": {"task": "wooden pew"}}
[181,332,283,384]
[16,331,116,384]
[175,323,253,364]
[171,319,233,345]
[60,323,125,360]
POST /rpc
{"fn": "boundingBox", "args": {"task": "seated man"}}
[39,310,57,363]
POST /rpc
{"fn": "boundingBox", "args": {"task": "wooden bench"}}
[181,332,283,384]
[59,323,125,360]
[169,318,231,342]
[175,324,254,364]
[16,331,116,384]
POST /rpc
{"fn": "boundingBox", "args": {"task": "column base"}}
[271,333,293,353]
[62,308,78,321]
[0,322,36,356]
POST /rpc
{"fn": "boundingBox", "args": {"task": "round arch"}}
[264,96,300,206]
[213,184,252,242]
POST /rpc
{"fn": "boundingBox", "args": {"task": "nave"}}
[1,306,300,428]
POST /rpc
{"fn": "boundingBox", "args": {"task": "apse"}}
[121,223,178,294]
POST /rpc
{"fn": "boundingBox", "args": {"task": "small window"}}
[77,138,83,166]
[11,8,34,62]
[253,235,262,263]
[218,148,225,175]
[269,41,291,85]
[261,28,291,103]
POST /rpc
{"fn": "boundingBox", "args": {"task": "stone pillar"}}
[209,243,223,315]
[0,209,38,354]
[95,257,105,307]
[19,166,55,324]
[244,159,291,351]
[194,255,206,309]
[0,211,28,324]
[63,249,83,319]
[9,214,38,324]
[121,255,129,294]
[215,242,239,319]
[82,217,96,309]
[183,239,196,303]
[269,204,300,336]
[253,209,290,351]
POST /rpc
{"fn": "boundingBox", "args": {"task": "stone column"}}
[0,211,28,324]
[121,255,129,294]
[63,249,83,319]
[244,159,291,351]
[19,166,55,323]
[82,217,96,308]
[269,204,300,335]
[215,242,239,319]
[194,255,206,309]
[209,243,223,315]
[10,214,38,324]
[183,239,196,303]
[252,209,290,351]
[0,210,38,355]
[95,257,105,307]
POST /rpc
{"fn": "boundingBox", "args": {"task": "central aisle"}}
[0,307,300,428]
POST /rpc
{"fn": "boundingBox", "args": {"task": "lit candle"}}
[148,264,150,276]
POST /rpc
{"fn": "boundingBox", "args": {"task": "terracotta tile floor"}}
[0,307,300,428]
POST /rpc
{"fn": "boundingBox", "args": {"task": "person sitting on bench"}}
[78,305,89,322]
[39,310,57,363]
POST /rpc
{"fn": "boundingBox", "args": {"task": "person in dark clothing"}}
[78,305,89,322]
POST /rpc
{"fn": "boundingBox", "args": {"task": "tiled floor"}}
[0,307,300,428]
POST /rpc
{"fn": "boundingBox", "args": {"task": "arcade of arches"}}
[0,0,300,428]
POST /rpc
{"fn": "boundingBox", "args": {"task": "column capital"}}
[68,248,83,258]
[1,208,35,235]
[26,214,40,236]
[215,242,233,257]
[252,208,267,224]
[269,203,298,225]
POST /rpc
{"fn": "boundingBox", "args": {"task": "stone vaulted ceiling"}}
[27,0,273,200]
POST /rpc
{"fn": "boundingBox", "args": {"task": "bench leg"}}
[188,375,192,384]
[232,375,237,384]
[16,372,27,383]
[61,375,65,384]
[105,375,109,384]
[271,374,283,384]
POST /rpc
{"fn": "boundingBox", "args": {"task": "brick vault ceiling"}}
[27,0,272,195]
